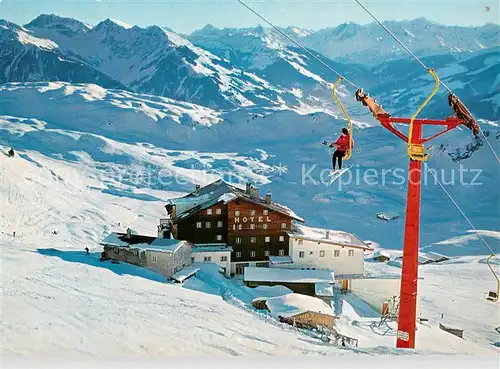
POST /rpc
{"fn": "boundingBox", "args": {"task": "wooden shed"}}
[279,311,338,330]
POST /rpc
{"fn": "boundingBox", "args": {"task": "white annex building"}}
[270,224,373,277]
[191,244,232,277]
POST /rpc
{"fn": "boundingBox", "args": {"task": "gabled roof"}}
[101,232,156,247]
[167,179,304,222]
[100,232,190,253]
[287,224,372,250]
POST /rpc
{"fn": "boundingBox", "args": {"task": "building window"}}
[250,251,256,258]
[207,209,212,215]
[191,257,195,263]
[134,250,139,257]
[299,251,305,258]
[236,252,242,258]
[196,222,202,228]
[216,208,221,215]
[250,224,255,230]
[264,250,270,256]
[205,222,211,228]
[217,221,223,228]
[263,223,268,229]
[281,222,287,229]
[334,250,340,257]
[320,250,325,257]
[236,237,241,244]
[279,235,285,242]
[349,249,354,257]
[250,209,256,216]
[235,210,240,216]
[113,247,119,254]
[237,224,243,230]
[250,237,256,244]
[221,256,228,262]
[204,256,212,262]
[263,210,268,215]
[152,255,158,263]
[265,236,270,243]
[298,239,303,245]
[278,249,285,256]
[216,235,223,241]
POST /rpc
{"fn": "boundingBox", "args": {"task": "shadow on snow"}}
[36,248,169,284]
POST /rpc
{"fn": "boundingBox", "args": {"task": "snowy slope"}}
[0,149,480,355]
[0,151,349,356]
[1,82,498,252]
[1,152,497,355]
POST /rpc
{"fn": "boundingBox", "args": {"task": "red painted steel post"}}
[396,122,423,349]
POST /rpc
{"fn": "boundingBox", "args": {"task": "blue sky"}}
[0,0,497,33]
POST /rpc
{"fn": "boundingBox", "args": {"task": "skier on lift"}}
[329,128,353,173]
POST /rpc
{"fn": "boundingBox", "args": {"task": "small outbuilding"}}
[373,250,391,262]
[100,230,192,279]
[264,293,338,330]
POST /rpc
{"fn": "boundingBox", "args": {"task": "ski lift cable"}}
[423,162,496,257]
[236,0,361,90]
[355,0,500,165]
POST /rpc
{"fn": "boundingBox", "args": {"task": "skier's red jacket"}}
[331,134,353,152]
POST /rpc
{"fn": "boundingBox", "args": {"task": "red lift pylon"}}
[355,69,477,348]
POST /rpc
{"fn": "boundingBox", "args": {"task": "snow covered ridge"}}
[8,15,305,110]
[0,82,222,127]
[1,14,499,118]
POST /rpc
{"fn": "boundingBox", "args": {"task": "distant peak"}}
[108,18,133,29]
[25,14,91,31]
[95,18,134,31]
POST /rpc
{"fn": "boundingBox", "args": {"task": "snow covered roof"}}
[315,282,334,297]
[269,255,293,265]
[288,224,372,250]
[171,267,200,283]
[244,267,334,284]
[425,252,450,262]
[192,244,233,253]
[100,232,190,253]
[264,293,333,318]
[100,232,156,247]
[148,238,190,253]
[167,179,304,222]
[373,250,391,259]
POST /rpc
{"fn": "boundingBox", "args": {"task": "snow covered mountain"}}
[2,15,498,118]
[0,19,125,88]
[191,19,498,66]
[1,81,498,253]
[303,19,499,65]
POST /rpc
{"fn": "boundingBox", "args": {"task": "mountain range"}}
[1,14,499,119]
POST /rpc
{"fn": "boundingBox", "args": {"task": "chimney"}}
[250,186,259,199]
[158,219,172,239]
[126,228,132,240]
[195,184,201,191]
[325,230,330,239]
[265,192,272,204]
[245,182,252,195]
